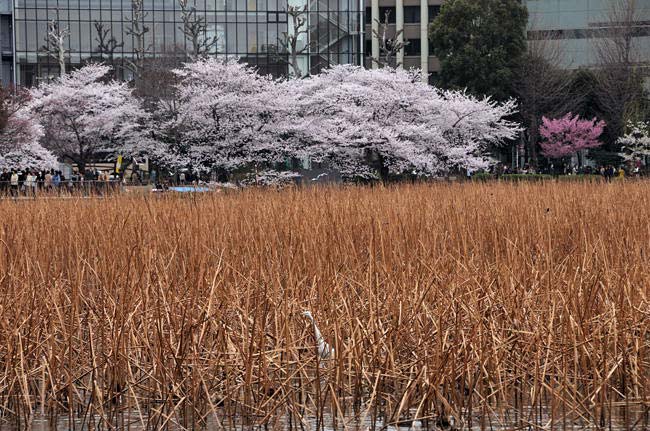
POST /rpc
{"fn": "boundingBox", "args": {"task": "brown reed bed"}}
[0,181,648,430]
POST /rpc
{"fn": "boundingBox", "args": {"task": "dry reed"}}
[0,181,648,430]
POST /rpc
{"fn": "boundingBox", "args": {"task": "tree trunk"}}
[528,117,539,167]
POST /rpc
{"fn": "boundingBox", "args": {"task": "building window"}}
[429,5,440,22]
[366,5,441,25]
[405,38,420,56]
[365,7,396,24]
[404,6,419,24]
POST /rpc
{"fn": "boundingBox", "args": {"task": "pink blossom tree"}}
[0,87,57,170]
[28,64,154,172]
[169,57,290,172]
[539,113,605,160]
[283,65,521,179]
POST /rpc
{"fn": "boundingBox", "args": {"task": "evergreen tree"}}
[429,0,527,101]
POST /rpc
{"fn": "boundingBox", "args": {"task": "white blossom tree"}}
[0,87,57,171]
[28,64,154,172]
[618,121,650,161]
[165,61,520,182]
[282,65,521,179]
[170,57,290,172]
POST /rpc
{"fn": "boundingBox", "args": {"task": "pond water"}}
[1,405,647,431]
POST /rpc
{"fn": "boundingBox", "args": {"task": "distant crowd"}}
[1,160,647,197]
[481,162,641,180]
[0,169,120,196]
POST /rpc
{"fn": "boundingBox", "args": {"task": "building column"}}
[396,0,404,68]
[420,0,428,82]
[371,0,379,68]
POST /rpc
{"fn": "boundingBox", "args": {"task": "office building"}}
[8,0,363,86]
[0,0,648,87]
[363,0,649,83]
[526,0,650,70]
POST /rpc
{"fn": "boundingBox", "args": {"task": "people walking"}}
[52,171,61,189]
[45,170,53,191]
[25,171,37,196]
[603,165,614,182]
[9,171,19,197]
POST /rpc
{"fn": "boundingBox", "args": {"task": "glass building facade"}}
[13,0,363,86]
[526,0,650,68]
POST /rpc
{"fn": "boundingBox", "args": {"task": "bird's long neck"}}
[311,320,324,347]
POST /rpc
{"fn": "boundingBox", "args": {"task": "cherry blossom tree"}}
[240,169,302,187]
[163,60,520,182]
[170,57,290,172]
[28,64,154,172]
[0,87,56,170]
[539,113,605,160]
[283,65,521,179]
[618,121,650,161]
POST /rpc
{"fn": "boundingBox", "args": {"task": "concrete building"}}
[363,0,650,84]
[363,0,440,82]
[526,0,650,70]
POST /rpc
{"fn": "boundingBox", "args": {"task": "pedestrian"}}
[0,170,8,194]
[45,170,53,191]
[52,171,61,190]
[10,170,19,197]
[37,170,45,189]
[25,171,37,196]
[18,170,26,193]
